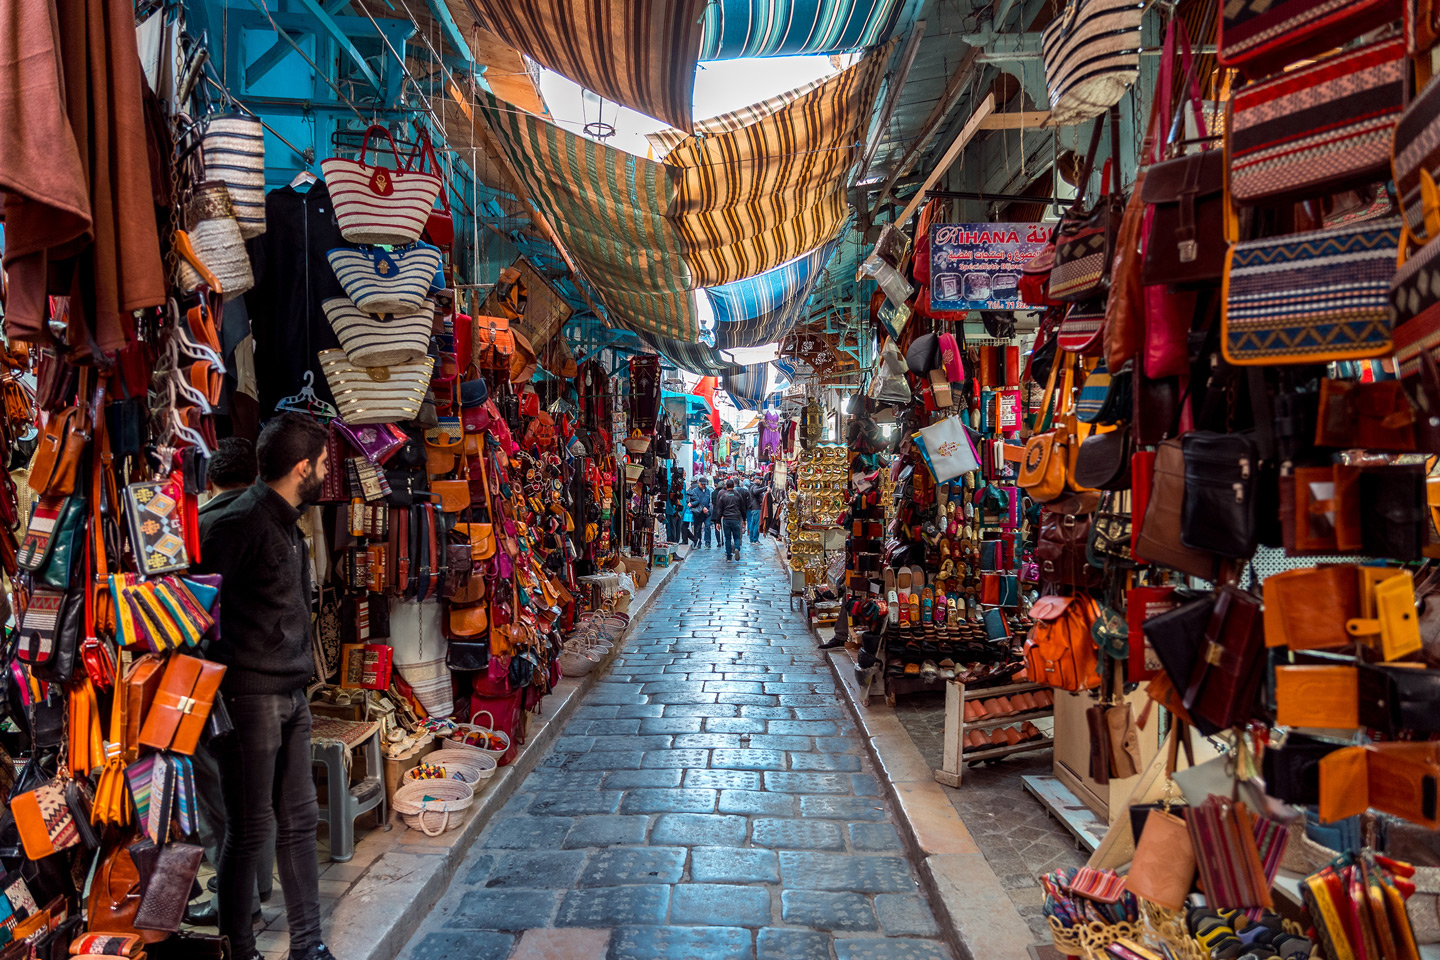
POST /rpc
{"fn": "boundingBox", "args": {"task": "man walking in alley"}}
[716,478,746,561]
[745,474,765,544]
[200,413,337,960]
[687,475,713,547]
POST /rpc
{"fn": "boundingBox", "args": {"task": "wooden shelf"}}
[936,737,1055,786]
[934,679,1056,789]
[959,679,1046,701]
[965,706,1055,730]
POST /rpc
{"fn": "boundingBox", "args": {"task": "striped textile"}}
[201,115,266,238]
[327,244,442,316]
[323,298,434,367]
[661,44,890,285]
[708,242,835,323]
[633,331,740,376]
[465,0,706,133]
[698,0,903,60]
[647,75,832,159]
[723,362,775,406]
[320,155,442,246]
[711,241,839,349]
[477,91,701,340]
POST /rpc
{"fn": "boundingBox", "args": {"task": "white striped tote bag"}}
[1041,0,1142,125]
[201,114,267,239]
[327,243,442,315]
[320,125,442,245]
[323,297,434,367]
[319,349,435,425]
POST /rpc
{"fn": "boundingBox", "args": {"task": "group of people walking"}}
[666,472,768,561]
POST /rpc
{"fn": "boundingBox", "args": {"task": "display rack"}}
[934,679,1054,788]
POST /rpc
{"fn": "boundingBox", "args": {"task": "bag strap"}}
[1072,117,1108,211]
[1031,353,1064,432]
[359,124,405,170]
[1107,105,1122,197]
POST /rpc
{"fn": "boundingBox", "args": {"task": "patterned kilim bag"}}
[1219,0,1402,77]
[1050,107,1124,303]
[1222,218,1403,365]
[1229,37,1405,205]
[1394,68,1440,248]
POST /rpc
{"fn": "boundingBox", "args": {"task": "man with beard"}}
[199,412,336,960]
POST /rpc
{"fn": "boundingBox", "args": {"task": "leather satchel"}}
[137,655,226,756]
[1183,584,1266,730]
[1072,429,1131,491]
[1125,808,1195,910]
[1036,512,1101,588]
[445,641,489,672]
[133,842,203,932]
[1357,662,1440,736]
[27,406,86,497]
[86,835,168,945]
[1315,379,1417,451]
[1180,431,1259,559]
[1136,439,1218,581]
[1142,149,1225,285]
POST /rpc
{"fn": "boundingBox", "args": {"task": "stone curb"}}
[329,556,685,960]
[764,541,1032,960]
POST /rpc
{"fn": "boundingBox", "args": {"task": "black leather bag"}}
[1273,386,1320,463]
[1262,732,1346,804]
[1358,662,1440,736]
[1180,431,1259,559]
[24,585,84,685]
[1072,429,1133,490]
[1140,594,1222,736]
[446,642,489,672]
[1359,465,1427,561]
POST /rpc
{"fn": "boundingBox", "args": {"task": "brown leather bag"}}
[1125,808,1195,910]
[1275,666,1360,729]
[1262,565,1361,650]
[137,655,225,756]
[1321,743,1440,828]
[1104,168,1147,373]
[1036,512,1101,588]
[88,835,169,945]
[1135,439,1218,581]
[122,655,165,762]
[1316,379,1418,451]
[27,406,86,496]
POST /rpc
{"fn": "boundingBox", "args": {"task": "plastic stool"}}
[311,730,386,862]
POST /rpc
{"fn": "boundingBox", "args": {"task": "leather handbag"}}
[1346,568,1422,660]
[1142,150,1224,285]
[17,586,83,684]
[1036,512,1102,588]
[1321,742,1440,828]
[1125,807,1195,910]
[27,406,85,497]
[133,842,203,932]
[1136,439,1218,580]
[87,835,168,945]
[1022,594,1101,691]
[1275,665,1360,729]
[1229,37,1404,204]
[1394,68,1440,248]
[1072,429,1131,491]
[122,654,165,760]
[10,778,80,860]
[446,641,489,672]
[1183,584,1266,731]
[1220,0,1401,76]
[1180,431,1259,559]
[1223,218,1403,366]
[1315,379,1417,450]
[447,602,487,638]
[1360,464,1428,561]
[1049,108,1124,301]
[1262,564,1360,650]
[137,654,226,755]
[1358,662,1440,735]
[1264,733,1346,805]
[1087,489,1134,567]
[1289,464,1362,553]
[1040,0,1141,125]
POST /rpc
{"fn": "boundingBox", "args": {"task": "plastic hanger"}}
[274,370,338,421]
[290,169,317,191]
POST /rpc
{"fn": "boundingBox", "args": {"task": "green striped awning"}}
[698,0,904,60]
[466,0,706,133]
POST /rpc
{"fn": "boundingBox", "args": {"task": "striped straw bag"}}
[1041,0,1142,125]
[200,114,266,239]
[319,349,435,425]
[327,243,442,315]
[321,125,442,245]
[323,297,434,367]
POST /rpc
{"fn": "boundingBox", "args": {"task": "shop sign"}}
[928,222,1050,312]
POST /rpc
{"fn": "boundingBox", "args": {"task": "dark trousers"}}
[722,519,744,558]
[691,515,711,546]
[217,689,322,955]
[194,738,274,900]
[665,514,682,543]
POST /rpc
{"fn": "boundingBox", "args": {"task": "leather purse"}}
[1183,584,1266,731]
[1180,431,1259,559]
[1125,808,1195,910]
[87,835,168,945]
[1228,37,1404,204]
[1315,379,1417,451]
[1263,565,1361,650]
[445,641,489,672]
[1321,742,1440,828]
[1346,567,1423,660]
[1186,796,1278,909]
[454,522,496,561]
[1136,439,1218,581]
[17,586,83,684]
[1360,465,1428,561]
[1264,733,1346,805]
[1036,512,1101,588]
[27,406,86,497]
[133,842,203,932]
[11,778,80,860]
[1071,429,1131,491]
[431,480,469,513]
[137,654,226,756]
[1357,662,1440,736]
[1275,665,1359,729]
[122,654,164,760]
[1291,464,1362,554]
[447,602,487,638]
[1087,490,1134,568]
[1142,149,1225,285]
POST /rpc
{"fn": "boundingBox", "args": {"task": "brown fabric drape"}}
[0,0,165,354]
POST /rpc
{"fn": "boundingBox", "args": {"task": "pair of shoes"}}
[183,897,262,926]
[289,946,339,960]
[818,636,846,650]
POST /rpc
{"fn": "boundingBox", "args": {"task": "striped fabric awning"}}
[711,241,839,349]
[656,44,891,286]
[723,361,782,407]
[707,243,835,324]
[465,0,706,133]
[698,0,903,60]
[633,332,740,377]
[477,91,701,340]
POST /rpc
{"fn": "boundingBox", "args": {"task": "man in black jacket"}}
[200,413,336,960]
[715,479,747,561]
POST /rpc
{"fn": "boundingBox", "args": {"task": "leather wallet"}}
[1183,584,1266,731]
[1345,569,1423,660]
[122,654,165,761]
[1263,732,1345,804]
[1357,662,1440,736]
[137,655,226,756]
[133,842,203,932]
[1320,743,1440,828]
[1262,565,1360,650]
[1315,378,1418,451]
[1274,665,1359,729]
[1125,808,1195,910]
[1360,465,1428,561]
[1292,464,1362,553]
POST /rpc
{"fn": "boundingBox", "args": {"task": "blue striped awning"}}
[709,240,839,350]
[706,243,834,324]
[633,331,740,377]
[698,0,904,59]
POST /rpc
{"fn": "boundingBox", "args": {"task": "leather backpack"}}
[1036,513,1102,588]
[1023,594,1102,692]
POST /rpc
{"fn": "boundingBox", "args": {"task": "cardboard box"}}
[612,555,650,589]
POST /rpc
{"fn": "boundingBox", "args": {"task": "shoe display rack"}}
[934,679,1054,788]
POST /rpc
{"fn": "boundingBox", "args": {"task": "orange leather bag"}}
[28,405,87,496]
[137,654,226,755]
[1023,594,1101,691]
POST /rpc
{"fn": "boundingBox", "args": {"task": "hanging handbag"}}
[1088,489,1135,568]
[1143,151,1224,284]
[1036,512,1102,588]
[1315,379,1418,450]
[321,124,442,245]
[327,244,442,317]
[319,349,435,425]
[915,415,980,483]
[1049,108,1124,302]
[1072,429,1132,491]
[123,479,190,576]
[1057,298,1106,354]
[1219,0,1401,76]
[28,406,86,497]
[10,777,80,860]
[17,586,82,684]
[1136,438,1219,581]
[183,180,254,301]
[1023,594,1102,691]
[199,113,266,239]
[1183,584,1267,730]
[136,654,226,755]
[323,297,433,368]
[1395,69,1440,248]
[1040,0,1141,125]
[1223,218,1403,366]
[1228,38,1405,205]
[1180,431,1260,559]
[408,126,454,249]
[1360,464,1428,560]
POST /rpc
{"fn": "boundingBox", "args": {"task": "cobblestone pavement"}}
[893,693,1084,944]
[397,544,957,960]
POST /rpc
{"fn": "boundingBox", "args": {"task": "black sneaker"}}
[289,947,338,960]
